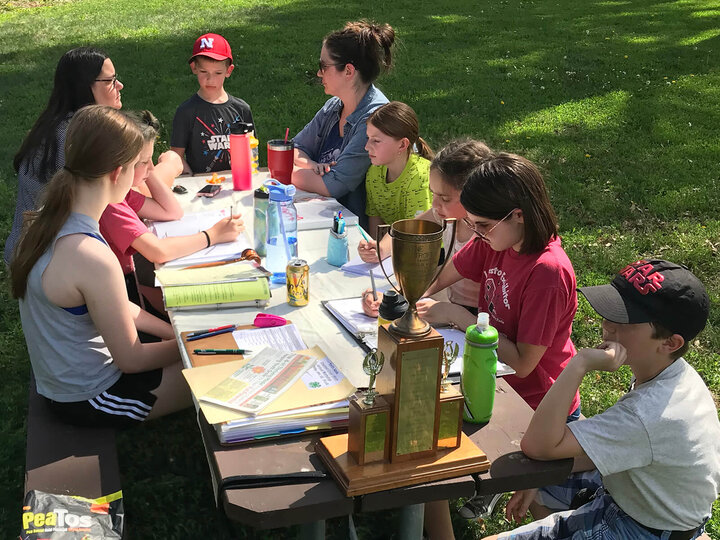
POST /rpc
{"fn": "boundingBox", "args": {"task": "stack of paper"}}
[156,262,271,310]
[150,209,252,268]
[293,190,359,231]
[323,297,377,351]
[341,255,394,279]
[183,344,355,444]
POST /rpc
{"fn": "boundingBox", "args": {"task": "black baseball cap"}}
[578,259,709,342]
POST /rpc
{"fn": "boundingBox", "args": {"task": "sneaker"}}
[458,492,504,520]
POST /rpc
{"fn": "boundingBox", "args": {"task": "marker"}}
[188,324,235,338]
[186,326,237,341]
[193,349,251,355]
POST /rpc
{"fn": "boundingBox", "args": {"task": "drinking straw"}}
[277,198,292,262]
[284,128,290,144]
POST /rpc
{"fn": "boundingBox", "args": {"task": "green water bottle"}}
[461,312,498,423]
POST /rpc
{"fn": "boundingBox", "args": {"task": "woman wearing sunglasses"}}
[291,20,395,229]
[5,47,124,264]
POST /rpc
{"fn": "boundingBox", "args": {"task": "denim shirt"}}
[294,84,388,227]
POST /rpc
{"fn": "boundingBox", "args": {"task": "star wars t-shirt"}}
[171,93,254,174]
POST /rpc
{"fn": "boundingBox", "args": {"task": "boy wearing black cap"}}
[484,259,720,540]
[171,33,254,174]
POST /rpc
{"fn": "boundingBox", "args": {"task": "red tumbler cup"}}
[267,139,294,185]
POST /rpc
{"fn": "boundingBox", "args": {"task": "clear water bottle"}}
[253,187,269,257]
[461,312,498,423]
[264,179,298,274]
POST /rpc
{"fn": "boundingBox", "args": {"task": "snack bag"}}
[21,489,123,539]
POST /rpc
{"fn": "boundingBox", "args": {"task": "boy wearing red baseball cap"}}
[484,259,720,540]
[171,33,255,174]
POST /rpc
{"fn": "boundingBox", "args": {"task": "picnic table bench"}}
[24,374,121,500]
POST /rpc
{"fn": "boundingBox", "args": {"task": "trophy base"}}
[316,432,490,496]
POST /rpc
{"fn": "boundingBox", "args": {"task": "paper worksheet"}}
[434,326,515,377]
[150,209,251,268]
[341,255,394,279]
[232,324,307,353]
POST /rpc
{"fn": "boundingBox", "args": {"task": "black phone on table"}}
[197,184,222,198]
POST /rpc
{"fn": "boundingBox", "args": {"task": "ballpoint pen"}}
[188,324,235,338]
[186,326,237,341]
[193,349,251,355]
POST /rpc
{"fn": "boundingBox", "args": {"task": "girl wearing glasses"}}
[360,139,493,320]
[292,20,395,229]
[5,47,123,265]
[424,152,580,418]
[10,106,190,428]
[423,153,580,539]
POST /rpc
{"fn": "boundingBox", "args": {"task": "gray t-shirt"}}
[19,212,121,402]
[569,358,720,529]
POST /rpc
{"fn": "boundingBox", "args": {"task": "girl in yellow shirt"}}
[364,101,434,236]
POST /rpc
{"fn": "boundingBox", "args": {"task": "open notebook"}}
[322,297,514,378]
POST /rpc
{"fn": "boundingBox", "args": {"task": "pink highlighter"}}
[253,313,287,328]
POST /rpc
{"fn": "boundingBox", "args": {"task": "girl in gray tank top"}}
[10,105,190,428]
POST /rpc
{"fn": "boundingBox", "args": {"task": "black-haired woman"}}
[4,47,124,264]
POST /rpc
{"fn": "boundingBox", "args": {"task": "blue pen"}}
[337,211,345,235]
[357,225,371,243]
[186,326,236,341]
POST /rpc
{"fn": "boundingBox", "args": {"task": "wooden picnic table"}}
[167,170,572,536]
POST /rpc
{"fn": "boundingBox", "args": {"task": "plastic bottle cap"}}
[253,188,269,199]
[230,121,254,135]
[264,179,296,201]
[477,312,490,330]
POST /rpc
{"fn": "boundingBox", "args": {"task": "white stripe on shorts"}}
[89,391,152,421]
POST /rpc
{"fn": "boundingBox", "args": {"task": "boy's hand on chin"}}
[576,341,627,373]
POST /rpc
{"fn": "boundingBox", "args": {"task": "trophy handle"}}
[429,218,457,291]
[376,223,401,295]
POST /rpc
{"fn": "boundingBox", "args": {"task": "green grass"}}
[1,0,719,538]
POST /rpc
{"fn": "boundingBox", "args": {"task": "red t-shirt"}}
[453,236,580,412]
[99,189,148,274]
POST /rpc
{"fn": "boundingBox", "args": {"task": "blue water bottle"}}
[264,179,298,274]
[461,312,498,423]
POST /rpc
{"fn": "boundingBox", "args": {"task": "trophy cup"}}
[316,218,489,495]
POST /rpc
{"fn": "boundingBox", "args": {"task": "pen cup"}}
[327,229,349,267]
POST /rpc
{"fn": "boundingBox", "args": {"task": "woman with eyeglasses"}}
[4,47,124,264]
[291,20,395,229]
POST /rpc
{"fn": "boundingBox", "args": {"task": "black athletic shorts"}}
[47,368,162,429]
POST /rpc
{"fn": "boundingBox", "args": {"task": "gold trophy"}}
[376,219,456,337]
[317,218,489,495]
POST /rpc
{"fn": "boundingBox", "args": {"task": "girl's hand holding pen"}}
[207,214,245,244]
[358,238,379,263]
[361,288,382,317]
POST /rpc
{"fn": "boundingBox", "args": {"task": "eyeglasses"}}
[462,208,517,239]
[318,60,343,73]
[95,74,120,89]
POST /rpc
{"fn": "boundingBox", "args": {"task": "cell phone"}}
[197,184,221,198]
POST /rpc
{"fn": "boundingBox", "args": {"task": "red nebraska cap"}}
[579,259,709,342]
[189,33,233,63]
